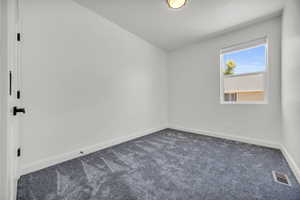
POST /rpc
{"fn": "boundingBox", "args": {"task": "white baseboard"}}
[280,146,300,184]
[20,124,300,185]
[20,126,167,176]
[169,124,300,184]
[169,124,281,149]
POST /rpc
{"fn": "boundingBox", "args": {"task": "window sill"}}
[220,101,268,105]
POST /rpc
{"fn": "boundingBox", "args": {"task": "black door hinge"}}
[17,33,21,42]
[17,148,21,157]
[17,90,21,99]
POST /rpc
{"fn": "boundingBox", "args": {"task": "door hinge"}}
[17,33,21,42]
[17,90,21,99]
[17,148,21,157]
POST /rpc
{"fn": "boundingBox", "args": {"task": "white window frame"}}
[220,37,269,105]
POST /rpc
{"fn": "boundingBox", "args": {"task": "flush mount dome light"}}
[167,0,187,9]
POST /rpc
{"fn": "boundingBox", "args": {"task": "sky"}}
[223,45,266,75]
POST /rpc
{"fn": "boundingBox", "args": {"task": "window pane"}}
[221,43,267,103]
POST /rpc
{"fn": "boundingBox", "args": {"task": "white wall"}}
[168,17,282,145]
[19,0,298,181]
[0,0,8,198]
[20,0,167,169]
[282,0,300,175]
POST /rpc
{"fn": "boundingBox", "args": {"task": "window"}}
[220,37,268,104]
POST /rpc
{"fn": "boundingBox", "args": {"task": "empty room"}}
[1,0,300,199]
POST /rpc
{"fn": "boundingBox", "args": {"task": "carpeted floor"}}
[17,129,300,200]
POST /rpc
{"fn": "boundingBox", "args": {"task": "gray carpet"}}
[17,129,300,200]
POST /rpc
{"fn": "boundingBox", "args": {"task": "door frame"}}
[6,0,22,199]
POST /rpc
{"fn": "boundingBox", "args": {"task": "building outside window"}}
[220,37,268,104]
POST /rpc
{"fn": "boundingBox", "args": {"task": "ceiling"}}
[74,0,285,51]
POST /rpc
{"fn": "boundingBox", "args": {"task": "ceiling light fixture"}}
[167,0,187,9]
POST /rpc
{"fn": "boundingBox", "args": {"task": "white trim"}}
[169,124,300,184]
[221,37,267,55]
[221,101,268,105]
[169,124,280,149]
[6,0,21,199]
[220,37,269,105]
[20,124,300,185]
[20,125,167,176]
[280,146,300,184]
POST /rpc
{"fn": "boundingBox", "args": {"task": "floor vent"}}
[272,171,291,186]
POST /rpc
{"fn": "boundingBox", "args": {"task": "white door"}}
[7,0,24,199]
